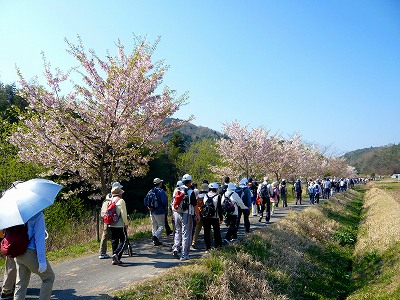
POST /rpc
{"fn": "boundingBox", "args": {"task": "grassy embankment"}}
[114,186,367,299]
[347,180,400,299]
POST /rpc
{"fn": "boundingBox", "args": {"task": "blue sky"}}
[1,0,399,154]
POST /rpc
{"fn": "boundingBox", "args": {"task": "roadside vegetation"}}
[114,187,366,299]
[348,181,400,299]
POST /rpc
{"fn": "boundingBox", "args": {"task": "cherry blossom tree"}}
[10,36,189,198]
[214,121,273,182]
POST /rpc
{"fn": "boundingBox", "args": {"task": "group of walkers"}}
[99,174,355,265]
[96,175,361,265]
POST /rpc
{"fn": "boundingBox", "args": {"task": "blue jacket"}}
[150,187,168,215]
[27,212,47,266]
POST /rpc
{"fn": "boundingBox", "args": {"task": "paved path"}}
[5,204,311,299]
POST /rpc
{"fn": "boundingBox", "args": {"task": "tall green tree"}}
[177,138,220,183]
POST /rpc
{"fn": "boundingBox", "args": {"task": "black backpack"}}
[280,185,286,195]
[259,184,270,199]
[222,192,235,215]
[201,194,217,218]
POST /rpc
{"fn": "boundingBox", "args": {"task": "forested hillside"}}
[343,144,400,175]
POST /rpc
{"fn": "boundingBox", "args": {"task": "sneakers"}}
[258,216,263,222]
[152,236,163,246]
[180,255,190,261]
[99,253,110,259]
[191,243,198,249]
[112,254,121,265]
[0,292,14,300]
[172,250,179,259]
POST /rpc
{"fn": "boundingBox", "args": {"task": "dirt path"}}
[8,204,310,300]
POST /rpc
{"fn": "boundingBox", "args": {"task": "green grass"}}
[114,188,366,300]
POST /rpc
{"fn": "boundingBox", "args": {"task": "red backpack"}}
[103,197,121,225]
[1,224,30,258]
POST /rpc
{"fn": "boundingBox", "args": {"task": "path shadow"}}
[25,287,98,300]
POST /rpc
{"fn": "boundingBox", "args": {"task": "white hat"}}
[111,186,124,195]
[209,182,219,189]
[239,178,248,186]
[112,182,123,189]
[177,180,183,187]
[182,174,192,181]
[153,178,163,185]
[263,177,270,182]
[227,183,236,191]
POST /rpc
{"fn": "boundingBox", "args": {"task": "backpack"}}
[280,185,286,195]
[259,184,270,200]
[173,188,190,212]
[308,186,315,195]
[103,197,120,225]
[1,224,30,258]
[271,188,277,198]
[235,187,243,198]
[294,182,302,192]
[144,188,159,210]
[222,192,235,215]
[201,194,217,218]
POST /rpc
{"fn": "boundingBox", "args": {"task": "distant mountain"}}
[343,144,400,175]
[164,118,224,149]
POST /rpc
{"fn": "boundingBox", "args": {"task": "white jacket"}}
[224,190,248,216]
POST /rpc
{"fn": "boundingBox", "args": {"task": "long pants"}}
[15,249,55,300]
[259,198,271,222]
[281,194,288,207]
[150,213,165,240]
[309,193,315,204]
[315,193,320,203]
[251,203,258,215]
[165,213,173,235]
[192,217,204,245]
[224,214,238,241]
[1,256,16,295]
[203,217,222,250]
[323,188,330,199]
[235,208,250,238]
[109,226,128,260]
[172,212,193,259]
[99,224,111,255]
[295,191,302,204]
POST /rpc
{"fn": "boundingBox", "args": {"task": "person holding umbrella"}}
[0,179,62,300]
[14,211,55,300]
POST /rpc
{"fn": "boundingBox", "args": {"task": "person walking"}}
[201,182,223,251]
[171,174,198,261]
[248,178,259,216]
[294,179,302,205]
[106,185,129,265]
[191,182,209,249]
[223,183,248,243]
[307,182,315,205]
[0,256,16,300]
[14,211,55,300]
[234,178,251,236]
[1,227,16,300]
[270,181,280,215]
[258,177,272,224]
[279,179,288,208]
[144,178,168,246]
[99,192,112,259]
